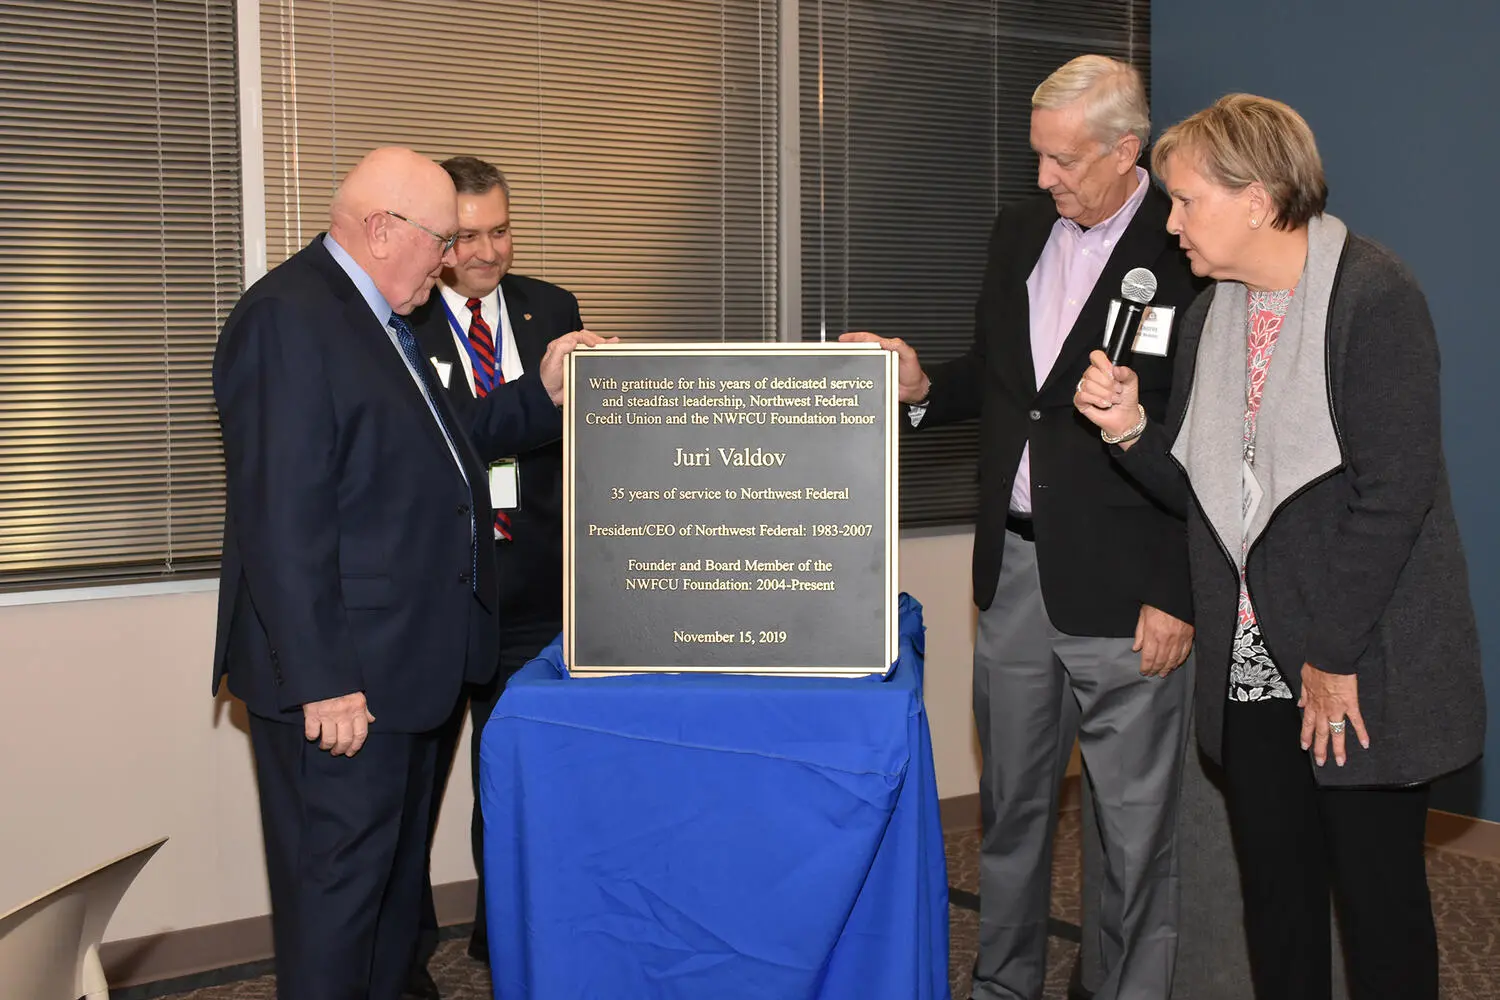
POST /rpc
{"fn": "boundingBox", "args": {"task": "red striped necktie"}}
[466,296,513,541]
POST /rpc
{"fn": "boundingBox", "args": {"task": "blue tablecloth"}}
[479,594,949,1000]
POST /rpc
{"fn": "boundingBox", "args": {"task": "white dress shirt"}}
[438,282,525,398]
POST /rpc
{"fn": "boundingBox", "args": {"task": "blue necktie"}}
[389,314,477,593]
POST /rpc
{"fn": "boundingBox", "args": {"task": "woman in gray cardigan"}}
[1074,94,1484,1000]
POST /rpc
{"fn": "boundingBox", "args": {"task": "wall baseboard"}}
[101,879,478,989]
[1426,808,1500,863]
[102,911,273,990]
[939,792,979,834]
[99,800,1500,990]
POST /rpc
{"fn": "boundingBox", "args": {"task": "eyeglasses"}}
[377,210,458,254]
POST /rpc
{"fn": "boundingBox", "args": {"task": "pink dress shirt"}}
[1011,167,1149,514]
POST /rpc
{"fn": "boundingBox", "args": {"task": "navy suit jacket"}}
[211,237,562,732]
[408,273,580,647]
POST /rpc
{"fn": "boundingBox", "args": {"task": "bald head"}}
[328,147,458,314]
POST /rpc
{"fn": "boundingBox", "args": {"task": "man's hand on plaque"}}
[837,331,930,404]
[539,329,618,406]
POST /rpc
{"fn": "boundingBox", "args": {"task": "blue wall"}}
[1152,0,1498,820]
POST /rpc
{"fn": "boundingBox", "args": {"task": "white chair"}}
[0,837,167,1000]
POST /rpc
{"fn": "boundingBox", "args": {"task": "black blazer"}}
[408,273,581,646]
[211,237,563,732]
[918,187,1202,635]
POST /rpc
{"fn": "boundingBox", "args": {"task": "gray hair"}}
[1032,55,1150,148]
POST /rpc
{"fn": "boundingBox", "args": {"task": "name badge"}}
[1242,459,1263,529]
[1101,303,1176,358]
[489,458,519,510]
[1131,305,1175,357]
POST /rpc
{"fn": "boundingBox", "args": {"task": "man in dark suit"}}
[403,156,581,995]
[846,56,1200,1000]
[212,146,605,1000]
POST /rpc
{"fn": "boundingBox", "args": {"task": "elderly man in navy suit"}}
[212,146,606,1000]
[404,154,587,995]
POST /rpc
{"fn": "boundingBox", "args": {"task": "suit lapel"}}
[499,276,547,374]
[303,239,465,466]
[412,295,461,367]
[993,205,1060,400]
[349,300,463,464]
[410,295,468,401]
[1037,186,1171,398]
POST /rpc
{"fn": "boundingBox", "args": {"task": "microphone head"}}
[1120,267,1158,305]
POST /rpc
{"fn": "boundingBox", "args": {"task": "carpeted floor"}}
[132,809,1499,999]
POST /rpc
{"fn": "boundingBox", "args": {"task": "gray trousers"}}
[972,528,1190,1000]
[1077,709,1352,1000]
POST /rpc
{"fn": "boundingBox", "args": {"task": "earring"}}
[1250,218,1261,229]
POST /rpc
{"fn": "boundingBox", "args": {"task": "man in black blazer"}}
[212,146,605,1000]
[403,156,582,993]
[847,57,1200,1000]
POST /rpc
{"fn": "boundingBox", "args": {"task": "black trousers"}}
[416,637,546,968]
[249,713,438,1000]
[1221,698,1437,1000]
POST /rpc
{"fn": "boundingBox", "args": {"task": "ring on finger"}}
[1328,718,1347,734]
[1076,376,1086,394]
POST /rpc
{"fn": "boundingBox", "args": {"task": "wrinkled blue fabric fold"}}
[480,593,949,1000]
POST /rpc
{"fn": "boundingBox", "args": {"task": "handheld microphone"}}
[1106,267,1158,364]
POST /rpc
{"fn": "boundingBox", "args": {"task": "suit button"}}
[1029,409,1042,421]
[458,571,471,584]
[457,503,470,515]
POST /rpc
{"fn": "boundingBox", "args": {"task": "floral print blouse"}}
[1229,288,1295,703]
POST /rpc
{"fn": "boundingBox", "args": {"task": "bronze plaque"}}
[563,343,898,676]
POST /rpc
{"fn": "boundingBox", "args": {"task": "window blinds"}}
[259,0,779,343]
[0,0,241,590]
[801,0,1151,526]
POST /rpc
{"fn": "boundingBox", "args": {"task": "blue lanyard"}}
[441,296,502,395]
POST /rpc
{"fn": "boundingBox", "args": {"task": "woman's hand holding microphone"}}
[1074,350,1147,448]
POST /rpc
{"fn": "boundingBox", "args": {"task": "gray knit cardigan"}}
[1115,231,1485,787]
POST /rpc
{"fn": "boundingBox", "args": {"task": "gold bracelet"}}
[1100,403,1147,445]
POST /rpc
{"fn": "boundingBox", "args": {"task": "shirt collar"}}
[439,281,497,317]
[322,233,393,327]
[1058,165,1150,240]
